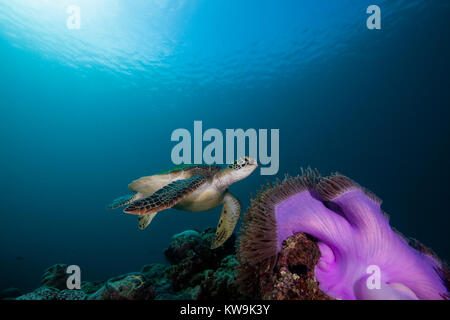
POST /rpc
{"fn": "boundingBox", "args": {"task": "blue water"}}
[1,0,449,292]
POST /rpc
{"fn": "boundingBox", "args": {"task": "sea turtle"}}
[108,157,258,249]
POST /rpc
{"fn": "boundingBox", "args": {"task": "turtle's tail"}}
[108,193,138,210]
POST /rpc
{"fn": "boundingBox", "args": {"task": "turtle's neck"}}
[213,167,236,192]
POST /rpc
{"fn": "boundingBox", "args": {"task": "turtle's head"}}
[227,156,258,182]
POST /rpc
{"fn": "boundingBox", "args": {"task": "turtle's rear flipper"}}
[138,212,158,230]
[211,192,241,249]
[108,193,140,209]
[124,175,206,215]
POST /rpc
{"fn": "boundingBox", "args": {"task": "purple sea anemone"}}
[237,169,448,300]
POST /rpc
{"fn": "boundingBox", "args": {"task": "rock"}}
[88,273,153,300]
[56,289,87,300]
[141,263,167,281]
[154,291,192,300]
[194,255,244,300]
[81,281,105,295]
[19,287,87,301]
[238,232,333,300]
[13,227,243,300]
[165,228,235,291]
[164,230,203,265]
[140,264,174,299]
[151,278,174,299]
[41,264,68,290]
[261,233,331,300]
[171,230,202,240]
[16,286,60,300]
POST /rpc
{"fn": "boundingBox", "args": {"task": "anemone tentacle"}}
[237,169,449,300]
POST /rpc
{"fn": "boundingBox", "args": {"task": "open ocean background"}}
[0,0,449,292]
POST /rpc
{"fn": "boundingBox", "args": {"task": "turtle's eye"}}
[229,161,240,170]
[229,157,253,170]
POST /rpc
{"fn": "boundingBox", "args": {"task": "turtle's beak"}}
[248,157,258,167]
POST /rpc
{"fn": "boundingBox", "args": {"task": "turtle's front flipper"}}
[211,192,241,249]
[138,213,158,230]
[108,193,142,209]
[124,175,206,215]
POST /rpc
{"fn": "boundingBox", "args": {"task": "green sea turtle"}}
[108,157,258,249]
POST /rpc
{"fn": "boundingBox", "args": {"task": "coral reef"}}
[259,233,332,300]
[237,227,334,300]
[164,228,235,292]
[11,228,244,300]
[88,273,153,300]
[16,286,61,300]
[41,263,70,290]
[9,180,448,301]
[237,170,449,300]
